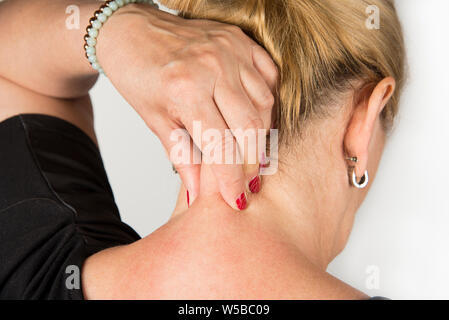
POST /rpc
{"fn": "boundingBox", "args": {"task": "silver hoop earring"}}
[352,169,369,189]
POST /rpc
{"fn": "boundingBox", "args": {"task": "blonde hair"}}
[161,0,406,142]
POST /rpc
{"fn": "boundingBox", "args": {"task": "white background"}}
[90,0,449,299]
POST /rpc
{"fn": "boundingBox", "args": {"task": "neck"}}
[175,166,355,272]
[161,163,361,299]
[245,171,352,270]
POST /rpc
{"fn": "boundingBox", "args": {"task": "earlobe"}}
[343,77,396,180]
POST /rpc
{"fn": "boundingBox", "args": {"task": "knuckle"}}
[225,24,243,36]
[260,90,275,110]
[252,45,280,86]
[161,63,195,93]
[269,65,280,86]
[166,103,181,119]
[190,44,222,69]
[213,34,233,48]
[199,50,221,68]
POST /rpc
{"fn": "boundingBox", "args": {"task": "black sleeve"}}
[0,114,140,299]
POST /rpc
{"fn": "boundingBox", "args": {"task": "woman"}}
[0,0,405,299]
[83,0,405,299]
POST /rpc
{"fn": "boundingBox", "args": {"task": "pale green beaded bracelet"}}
[84,0,159,75]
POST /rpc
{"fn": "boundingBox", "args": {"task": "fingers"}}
[147,23,279,211]
[155,119,201,207]
[239,64,275,130]
[172,183,189,218]
[180,97,249,211]
[251,44,279,91]
[176,162,201,208]
[251,44,279,130]
[213,70,265,187]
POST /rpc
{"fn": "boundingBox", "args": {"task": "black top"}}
[0,114,140,299]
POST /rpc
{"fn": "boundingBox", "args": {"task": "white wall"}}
[90,0,449,299]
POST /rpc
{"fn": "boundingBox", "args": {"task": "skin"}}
[0,0,396,299]
[81,78,396,299]
[0,0,278,210]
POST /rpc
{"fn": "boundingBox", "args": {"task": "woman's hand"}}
[97,4,278,210]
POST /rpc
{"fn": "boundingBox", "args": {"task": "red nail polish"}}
[236,192,247,210]
[260,152,270,168]
[187,190,190,208]
[249,176,261,193]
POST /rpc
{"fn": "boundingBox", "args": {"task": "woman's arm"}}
[0,0,100,98]
[0,0,278,210]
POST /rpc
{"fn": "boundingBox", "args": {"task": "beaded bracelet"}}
[84,0,159,75]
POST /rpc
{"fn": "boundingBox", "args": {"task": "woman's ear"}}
[344,77,396,178]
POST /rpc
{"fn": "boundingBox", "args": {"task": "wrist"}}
[84,1,159,76]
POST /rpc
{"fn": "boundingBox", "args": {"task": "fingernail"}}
[187,190,190,208]
[260,152,270,168]
[249,176,261,193]
[236,192,247,211]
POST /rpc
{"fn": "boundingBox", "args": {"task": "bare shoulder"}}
[82,203,367,300]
